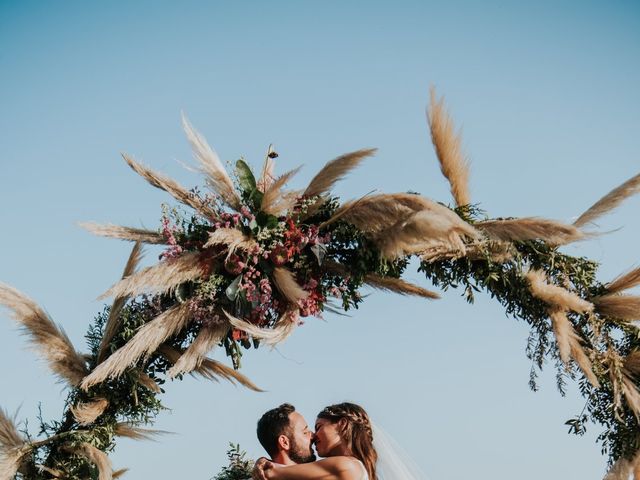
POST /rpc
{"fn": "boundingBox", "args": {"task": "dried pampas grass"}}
[0,446,30,480]
[376,204,479,259]
[336,194,416,234]
[122,154,217,218]
[0,409,23,451]
[196,357,262,391]
[337,193,475,242]
[78,222,165,244]
[113,468,129,479]
[261,167,302,215]
[303,148,376,198]
[71,398,109,425]
[167,322,229,378]
[624,350,640,376]
[114,423,168,442]
[622,376,640,420]
[525,270,594,314]
[81,303,192,389]
[158,345,262,391]
[257,145,277,193]
[99,251,204,300]
[574,172,640,228]
[428,87,471,207]
[548,309,599,387]
[0,283,88,386]
[181,114,241,210]
[98,242,143,363]
[272,268,308,305]
[477,218,584,245]
[364,274,440,300]
[0,409,28,480]
[36,465,64,477]
[594,294,640,321]
[65,443,112,480]
[204,228,258,255]
[224,310,298,346]
[136,371,161,393]
[606,267,640,295]
[603,455,633,480]
[549,309,573,366]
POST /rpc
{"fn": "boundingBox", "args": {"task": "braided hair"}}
[317,402,377,480]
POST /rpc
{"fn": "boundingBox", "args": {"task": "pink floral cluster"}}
[188,301,222,326]
[213,211,243,229]
[160,216,183,259]
[298,277,325,318]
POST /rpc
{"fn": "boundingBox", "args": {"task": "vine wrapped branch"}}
[1,89,639,479]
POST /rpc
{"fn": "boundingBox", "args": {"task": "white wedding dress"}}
[355,459,368,480]
[372,425,427,480]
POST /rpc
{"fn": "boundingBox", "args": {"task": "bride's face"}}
[313,417,343,457]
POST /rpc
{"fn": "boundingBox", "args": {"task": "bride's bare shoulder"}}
[316,456,363,475]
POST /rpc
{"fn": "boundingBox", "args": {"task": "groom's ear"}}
[277,434,291,451]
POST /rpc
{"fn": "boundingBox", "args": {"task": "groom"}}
[256,403,316,467]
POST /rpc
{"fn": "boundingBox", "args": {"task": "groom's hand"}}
[252,457,271,480]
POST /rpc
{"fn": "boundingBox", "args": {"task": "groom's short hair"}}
[257,403,296,457]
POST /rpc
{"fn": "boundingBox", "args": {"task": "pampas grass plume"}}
[71,398,109,426]
[594,294,640,321]
[78,222,166,245]
[303,148,376,198]
[99,252,204,300]
[181,114,241,210]
[574,172,640,228]
[0,283,88,386]
[526,270,594,314]
[428,87,471,207]
[272,268,308,305]
[158,345,262,391]
[81,303,192,389]
[167,322,229,378]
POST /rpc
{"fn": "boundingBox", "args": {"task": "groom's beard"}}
[288,441,316,464]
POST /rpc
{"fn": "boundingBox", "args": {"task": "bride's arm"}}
[263,456,361,480]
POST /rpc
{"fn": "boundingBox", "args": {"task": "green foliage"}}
[419,235,640,463]
[212,443,254,480]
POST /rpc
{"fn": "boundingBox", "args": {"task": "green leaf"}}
[235,159,256,194]
[226,275,243,301]
[256,211,279,229]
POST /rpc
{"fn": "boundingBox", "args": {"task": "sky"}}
[0,1,639,479]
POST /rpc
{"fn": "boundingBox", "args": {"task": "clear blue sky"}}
[1,1,639,479]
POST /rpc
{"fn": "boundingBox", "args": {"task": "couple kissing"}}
[254,402,375,480]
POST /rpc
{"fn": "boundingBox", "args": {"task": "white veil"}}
[372,424,429,480]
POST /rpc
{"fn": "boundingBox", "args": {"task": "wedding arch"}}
[1,90,639,479]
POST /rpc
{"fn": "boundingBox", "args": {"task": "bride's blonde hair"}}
[317,402,377,480]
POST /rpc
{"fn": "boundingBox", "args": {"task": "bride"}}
[254,402,376,480]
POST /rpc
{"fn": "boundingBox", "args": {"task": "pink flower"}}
[224,254,245,275]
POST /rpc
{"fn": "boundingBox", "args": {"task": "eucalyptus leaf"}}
[226,275,243,301]
[311,243,327,265]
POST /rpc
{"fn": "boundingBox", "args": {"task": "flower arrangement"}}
[1,89,640,478]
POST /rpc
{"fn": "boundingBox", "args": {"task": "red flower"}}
[231,329,245,341]
[270,245,290,266]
